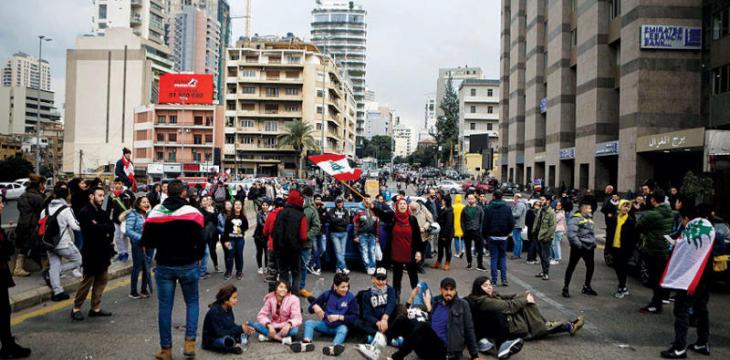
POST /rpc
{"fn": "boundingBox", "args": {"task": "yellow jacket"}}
[453,194,465,237]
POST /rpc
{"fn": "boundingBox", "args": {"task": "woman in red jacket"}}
[371,197,424,300]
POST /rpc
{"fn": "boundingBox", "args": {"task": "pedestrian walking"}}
[483,191,516,286]
[636,190,674,314]
[525,201,541,264]
[551,201,566,264]
[272,189,308,295]
[562,200,598,298]
[13,174,46,277]
[434,195,454,271]
[142,180,206,360]
[532,196,556,281]
[125,196,154,299]
[0,193,32,359]
[42,183,83,301]
[72,187,116,321]
[606,200,636,298]
[510,194,527,259]
[452,194,465,259]
[107,177,135,262]
[461,194,485,271]
[222,200,248,281]
[299,186,321,298]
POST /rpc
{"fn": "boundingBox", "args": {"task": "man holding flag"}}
[115,147,137,192]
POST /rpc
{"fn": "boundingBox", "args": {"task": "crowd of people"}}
[0,147,728,359]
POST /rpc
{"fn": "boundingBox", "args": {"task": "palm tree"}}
[278,119,320,178]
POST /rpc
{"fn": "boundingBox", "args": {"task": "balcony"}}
[154,122,214,129]
[130,14,142,26]
[131,0,142,7]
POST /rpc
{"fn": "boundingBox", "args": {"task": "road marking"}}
[11,277,132,326]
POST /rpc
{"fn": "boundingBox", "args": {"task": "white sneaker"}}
[311,268,322,276]
[478,338,494,353]
[366,268,375,276]
[72,269,83,278]
[498,338,523,359]
[343,268,351,275]
[282,337,293,346]
[257,267,264,275]
[355,344,381,360]
[258,334,268,342]
[549,260,560,265]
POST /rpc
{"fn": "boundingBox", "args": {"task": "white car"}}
[0,182,25,200]
[438,180,461,194]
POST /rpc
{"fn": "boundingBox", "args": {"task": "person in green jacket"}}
[636,189,674,314]
[299,186,321,299]
[531,196,556,280]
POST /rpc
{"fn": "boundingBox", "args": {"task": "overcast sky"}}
[0,0,500,130]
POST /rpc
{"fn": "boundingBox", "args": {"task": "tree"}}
[393,156,407,164]
[363,135,393,164]
[681,171,714,204]
[0,155,33,182]
[407,145,437,167]
[432,76,459,164]
[278,119,320,178]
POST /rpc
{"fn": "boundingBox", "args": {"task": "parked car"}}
[320,201,390,270]
[0,182,24,200]
[438,180,461,194]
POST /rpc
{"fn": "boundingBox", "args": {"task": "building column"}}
[508,0,527,185]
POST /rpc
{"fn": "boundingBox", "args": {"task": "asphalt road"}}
[1,199,20,226]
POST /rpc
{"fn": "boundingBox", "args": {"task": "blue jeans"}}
[512,228,523,257]
[300,248,312,290]
[310,234,327,270]
[199,245,209,275]
[331,232,348,271]
[488,239,508,283]
[209,334,246,352]
[411,281,429,308]
[156,263,200,348]
[358,233,377,269]
[453,237,463,254]
[224,238,244,275]
[551,231,563,260]
[130,242,154,294]
[247,321,299,338]
[73,229,83,251]
[303,320,348,345]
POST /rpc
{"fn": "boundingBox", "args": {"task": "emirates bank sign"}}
[641,25,701,50]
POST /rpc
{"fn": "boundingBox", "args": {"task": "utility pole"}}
[35,35,52,174]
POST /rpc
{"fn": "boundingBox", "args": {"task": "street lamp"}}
[35,35,52,175]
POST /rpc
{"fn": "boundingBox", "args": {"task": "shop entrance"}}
[559,160,574,190]
[596,156,618,190]
[640,151,702,191]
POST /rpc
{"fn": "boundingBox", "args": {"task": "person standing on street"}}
[199,195,219,275]
[636,189,674,314]
[73,187,116,321]
[483,191,516,287]
[434,195,454,271]
[263,198,285,292]
[532,196,556,281]
[510,194,527,260]
[551,201,567,264]
[221,200,248,281]
[42,183,83,301]
[142,180,206,360]
[562,200,598,298]
[13,175,46,277]
[253,200,270,276]
[452,194,465,259]
[328,199,351,275]
[272,190,308,296]
[299,186,321,298]
[461,194,485,271]
[0,193,32,358]
[607,200,636,299]
[525,201,541,264]
[308,194,328,275]
[107,177,135,263]
[125,196,153,299]
[353,195,379,275]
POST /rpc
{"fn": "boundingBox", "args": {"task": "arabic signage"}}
[595,141,619,157]
[158,74,214,104]
[163,163,182,173]
[559,147,575,160]
[147,163,164,174]
[640,25,702,50]
[637,127,705,153]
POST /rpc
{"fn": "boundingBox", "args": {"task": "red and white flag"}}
[308,153,362,182]
[660,218,716,295]
[121,155,138,192]
[145,204,205,228]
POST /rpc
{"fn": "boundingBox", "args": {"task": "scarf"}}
[121,155,137,192]
[613,213,628,248]
[394,200,410,225]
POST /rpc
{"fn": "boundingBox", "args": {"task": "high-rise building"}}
[311,0,367,142]
[0,87,60,135]
[168,6,221,98]
[2,52,51,91]
[93,0,167,47]
[435,67,482,119]
[393,126,414,158]
[63,28,174,174]
[458,79,499,154]
[499,0,730,206]
[365,106,393,140]
[223,36,357,177]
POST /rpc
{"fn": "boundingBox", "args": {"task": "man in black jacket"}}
[272,189,308,295]
[483,191,516,286]
[142,180,206,360]
[72,187,116,321]
[390,277,479,360]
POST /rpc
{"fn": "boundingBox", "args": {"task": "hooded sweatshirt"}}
[303,197,321,249]
[40,198,81,250]
[452,194,465,238]
[308,289,359,328]
[141,196,205,266]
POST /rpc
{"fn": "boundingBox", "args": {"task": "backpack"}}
[37,205,67,251]
[214,186,227,202]
[272,207,304,254]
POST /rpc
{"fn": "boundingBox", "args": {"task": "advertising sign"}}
[147,163,164,174]
[163,164,182,173]
[595,141,619,157]
[641,25,702,50]
[637,127,705,152]
[559,147,576,160]
[158,74,214,104]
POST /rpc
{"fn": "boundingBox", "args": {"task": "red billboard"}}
[158,74,214,104]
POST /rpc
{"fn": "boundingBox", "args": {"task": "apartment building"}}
[365,106,394,140]
[500,0,730,201]
[223,36,357,177]
[133,104,224,180]
[2,52,51,91]
[0,87,60,135]
[93,0,167,47]
[168,6,221,98]
[435,67,483,120]
[458,79,500,155]
[393,126,415,158]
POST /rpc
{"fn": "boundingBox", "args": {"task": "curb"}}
[9,262,133,313]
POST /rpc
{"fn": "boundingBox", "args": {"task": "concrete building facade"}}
[311,0,367,141]
[2,52,51,91]
[500,0,730,198]
[0,87,60,135]
[458,79,500,154]
[93,0,167,47]
[364,106,393,140]
[435,67,483,120]
[393,126,414,158]
[224,36,357,177]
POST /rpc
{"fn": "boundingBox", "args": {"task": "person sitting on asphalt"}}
[290,272,359,357]
[468,276,584,344]
[353,268,397,360]
[243,280,302,344]
[202,284,246,354]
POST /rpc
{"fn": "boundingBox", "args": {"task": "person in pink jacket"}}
[244,280,302,344]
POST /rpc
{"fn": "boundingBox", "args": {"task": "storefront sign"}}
[640,25,702,50]
[202,165,220,173]
[147,163,164,174]
[158,74,214,104]
[637,127,705,152]
[595,141,619,157]
[559,147,575,160]
[183,163,200,172]
[163,163,182,173]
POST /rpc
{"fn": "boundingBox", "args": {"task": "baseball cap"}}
[440,277,457,289]
[374,267,387,279]
[514,193,522,198]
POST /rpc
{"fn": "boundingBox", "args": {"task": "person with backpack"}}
[299,186,321,298]
[214,182,229,209]
[107,177,135,263]
[263,198,285,292]
[272,190,308,295]
[13,174,46,277]
[72,187,116,321]
[41,183,83,302]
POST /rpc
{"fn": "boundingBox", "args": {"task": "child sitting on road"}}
[243,280,302,344]
[202,284,247,354]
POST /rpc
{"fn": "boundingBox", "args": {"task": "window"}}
[240,136,254,144]
[470,105,476,113]
[99,4,107,19]
[262,137,277,147]
[169,115,177,124]
[168,133,177,142]
[193,135,202,144]
[470,89,476,96]
[470,123,476,130]
[205,152,212,161]
[487,89,493,97]
[193,152,201,162]
[317,106,323,114]
[264,121,278,132]
[314,14,329,22]
[284,104,300,112]
[205,134,213,143]
[264,104,278,113]
[241,86,256,94]
[317,89,324,97]
[286,71,299,79]
[226,101,236,111]
[488,106,493,114]
[157,115,166,124]
[225,134,235,144]
[266,71,279,80]
[571,30,577,49]
[487,123,493,131]
[241,69,256,77]
[168,151,176,162]
[286,56,301,63]
[714,64,730,95]
[225,117,234,127]
[240,119,254,128]
[156,151,163,161]
[608,0,621,20]
[332,14,347,22]
[206,116,213,126]
[285,88,299,96]
[265,87,279,97]
[713,8,729,40]
[157,133,164,142]
[240,103,255,111]
[194,116,203,125]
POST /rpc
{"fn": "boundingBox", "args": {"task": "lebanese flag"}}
[121,155,138,192]
[308,153,362,182]
[145,204,205,228]
[660,218,716,295]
